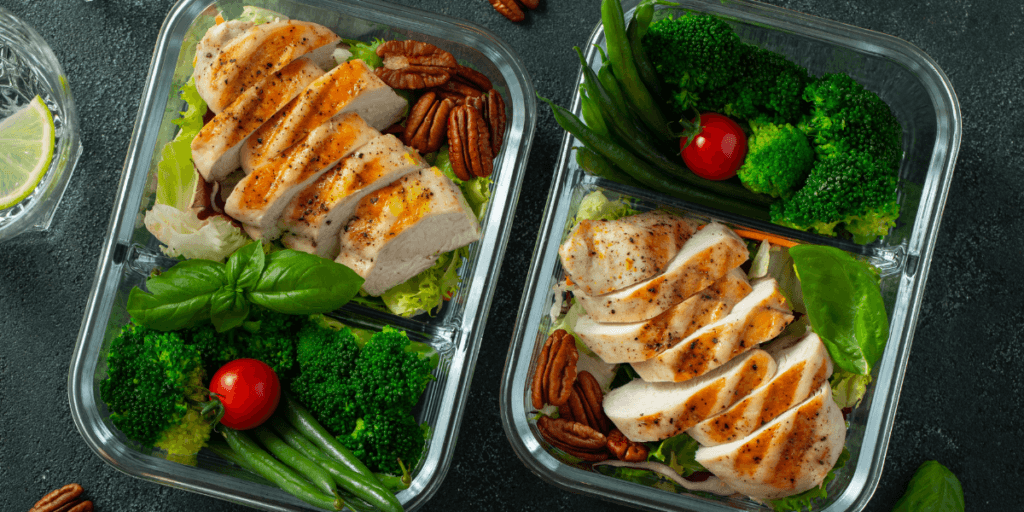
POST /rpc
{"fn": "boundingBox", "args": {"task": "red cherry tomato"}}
[209,358,281,430]
[680,113,748,181]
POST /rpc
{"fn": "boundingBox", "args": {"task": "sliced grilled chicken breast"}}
[193,20,340,114]
[689,332,833,446]
[280,134,427,258]
[603,349,777,442]
[695,384,846,501]
[575,269,752,364]
[631,278,794,383]
[224,112,379,240]
[574,222,749,323]
[335,166,481,296]
[559,211,699,296]
[240,59,407,174]
[191,58,323,182]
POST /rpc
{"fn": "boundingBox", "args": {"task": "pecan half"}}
[30,483,94,512]
[488,0,525,22]
[402,92,455,154]
[456,65,493,92]
[447,103,495,180]
[559,370,613,434]
[607,429,650,462]
[520,0,540,8]
[375,40,457,90]
[537,416,610,462]
[530,329,578,409]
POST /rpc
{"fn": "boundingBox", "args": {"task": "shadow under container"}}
[501,1,960,511]
[68,0,536,510]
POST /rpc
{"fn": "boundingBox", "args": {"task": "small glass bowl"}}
[0,7,82,241]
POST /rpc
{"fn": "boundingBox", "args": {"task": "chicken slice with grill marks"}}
[240,59,407,174]
[695,384,846,501]
[558,211,699,296]
[574,222,749,323]
[193,20,340,114]
[603,349,777,443]
[335,166,481,296]
[224,112,379,241]
[280,134,427,258]
[574,268,752,364]
[191,58,324,182]
[689,332,833,446]
[630,277,794,383]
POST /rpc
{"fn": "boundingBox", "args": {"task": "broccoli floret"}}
[643,13,746,113]
[350,326,435,410]
[699,45,810,123]
[186,307,300,380]
[340,409,429,476]
[770,150,900,243]
[737,118,815,198]
[801,73,903,169]
[100,324,214,459]
[290,322,362,436]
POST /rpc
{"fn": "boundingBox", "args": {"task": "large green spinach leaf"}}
[892,461,964,512]
[789,245,888,375]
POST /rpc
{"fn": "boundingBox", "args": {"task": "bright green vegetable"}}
[155,78,205,211]
[343,38,385,69]
[127,241,364,332]
[290,322,363,436]
[892,461,964,512]
[789,244,889,375]
[643,13,746,114]
[647,433,704,478]
[574,146,639,186]
[698,46,810,123]
[253,425,337,497]
[99,324,214,463]
[737,118,815,199]
[771,150,900,244]
[187,306,302,378]
[341,409,430,478]
[281,394,377,479]
[222,427,343,510]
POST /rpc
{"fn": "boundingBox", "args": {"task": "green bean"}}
[628,0,673,102]
[594,46,635,123]
[253,425,337,497]
[221,427,343,511]
[280,394,376,479]
[578,84,609,138]
[540,93,770,221]
[575,146,641,187]
[269,416,404,512]
[601,0,673,140]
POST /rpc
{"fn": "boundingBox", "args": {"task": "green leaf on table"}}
[789,245,888,375]
[127,259,227,331]
[248,249,364,314]
[892,461,964,512]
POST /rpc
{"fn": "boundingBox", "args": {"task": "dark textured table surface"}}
[1,0,1021,510]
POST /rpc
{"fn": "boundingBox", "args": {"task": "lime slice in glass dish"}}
[0,95,56,210]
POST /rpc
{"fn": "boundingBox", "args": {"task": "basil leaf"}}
[789,245,888,375]
[209,287,249,333]
[225,241,266,291]
[248,249,364,314]
[127,259,228,330]
[892,461,964,512]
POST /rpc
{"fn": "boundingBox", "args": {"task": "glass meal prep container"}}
[68,0,536,510]
[500,1,960,511]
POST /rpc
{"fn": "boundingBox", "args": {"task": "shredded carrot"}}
[565,276,573,286]
[215,13,225,24]
[731,228,800,248]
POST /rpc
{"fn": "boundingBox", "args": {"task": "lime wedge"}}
[0,96,55,210]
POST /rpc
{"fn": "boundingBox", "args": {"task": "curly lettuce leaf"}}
[236,6,288,24]
[380,246,467,317]
[573,190,639,224]
[648,433,705,477]
[831,369,872,409]
[144,205,249,262]
[343,37,384,68]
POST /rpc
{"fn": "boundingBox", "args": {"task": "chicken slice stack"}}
[191,18,482,297]
[556,212,846,501]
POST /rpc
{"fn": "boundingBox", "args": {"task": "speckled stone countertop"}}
[1,0,1020,510]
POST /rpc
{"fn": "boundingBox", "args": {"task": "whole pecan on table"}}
[488,0,540,23]
[29,483,93,512]
[374,40,458,90]
[530,329,579,410]
[606,428,650,462]
[537,416,610,462]
[558,370,613,435]
[402,91,456,154]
